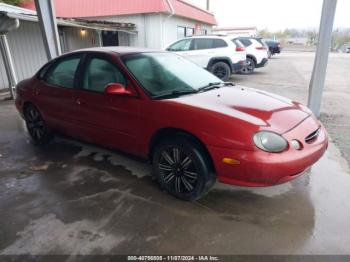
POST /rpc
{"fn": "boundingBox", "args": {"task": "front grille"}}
[305,127,321,143]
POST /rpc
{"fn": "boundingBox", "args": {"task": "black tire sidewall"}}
[24,104,52,145]
[211,62,231,81]
[241,57,255,74]
[152,137,214,201]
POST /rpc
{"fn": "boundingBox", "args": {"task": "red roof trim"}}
[21,0,216,25]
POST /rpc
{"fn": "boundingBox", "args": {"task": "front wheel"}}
[152,137,215,201]
[210,62,231,81]
[240,57,255,74]
[24,104,53,145]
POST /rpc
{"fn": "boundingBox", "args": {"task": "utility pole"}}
[308,0,337,118]
[206,0,210,11]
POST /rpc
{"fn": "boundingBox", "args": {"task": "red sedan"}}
[15,47,328,200]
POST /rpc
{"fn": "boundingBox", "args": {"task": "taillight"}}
[256,46,267,50]
[236,46,245,52]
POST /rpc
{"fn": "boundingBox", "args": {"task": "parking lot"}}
[1,51,350,255]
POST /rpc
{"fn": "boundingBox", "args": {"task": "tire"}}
[210,62,231,81]
[24,104,53,145]
[240,57,255,74]
[152,136,215,201]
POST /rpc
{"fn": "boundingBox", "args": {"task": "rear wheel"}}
[240,57,255,74]
[210,62,231,81]
[152,137,215,201]
[24,104,53,145]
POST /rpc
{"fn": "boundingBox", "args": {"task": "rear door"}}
[35,54,83,134]
[74,53,141,153]
[189,38,232,68]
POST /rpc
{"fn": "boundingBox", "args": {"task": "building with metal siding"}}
[0,18,101,90]
[1,0,216,90]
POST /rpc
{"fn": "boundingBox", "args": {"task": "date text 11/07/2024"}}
[127,256,220,261]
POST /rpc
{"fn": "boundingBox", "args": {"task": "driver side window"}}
[168,39,192,52]
[83,58,126,93]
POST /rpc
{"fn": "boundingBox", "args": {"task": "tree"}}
[0,0,23,6]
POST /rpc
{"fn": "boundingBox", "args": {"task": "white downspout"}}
[162,0,175,48]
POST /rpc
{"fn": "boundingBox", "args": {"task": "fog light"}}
[291,140,302,150]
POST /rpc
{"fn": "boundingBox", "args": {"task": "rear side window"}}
[44,56,81,88]
[83,58,126,93]
[232,39,244,48]
[193,39,214,50]
[238,39,252,47]
[37,62,52,79]
[167,39,192,51]
[213,39,228,48]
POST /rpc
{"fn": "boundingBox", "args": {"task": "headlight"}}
[253,131,288,153]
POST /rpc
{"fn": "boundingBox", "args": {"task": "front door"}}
[74,53,140,154]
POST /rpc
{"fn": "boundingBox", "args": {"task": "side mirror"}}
[104,83,133,96]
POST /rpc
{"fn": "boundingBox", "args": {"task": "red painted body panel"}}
[21,0,216,25]
[15,49,328,188]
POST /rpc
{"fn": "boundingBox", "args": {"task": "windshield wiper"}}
[197,82,235,92]
[153,89,198,99]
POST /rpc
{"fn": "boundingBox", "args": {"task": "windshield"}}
[122,52,222,98]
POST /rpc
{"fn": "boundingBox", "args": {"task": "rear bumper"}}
[208,117,328,187]
[256,58,268,68]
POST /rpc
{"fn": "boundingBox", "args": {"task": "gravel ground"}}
[231,51,350,166]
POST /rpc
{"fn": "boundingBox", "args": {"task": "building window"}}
[186,27,194,37]
[177,26,186,39]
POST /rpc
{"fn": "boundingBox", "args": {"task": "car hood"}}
[168,86,310,134]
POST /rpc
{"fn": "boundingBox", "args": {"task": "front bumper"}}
[208,117,328,187]
[232,60,246,73]
[256,58,268,68]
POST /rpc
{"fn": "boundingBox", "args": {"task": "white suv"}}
[234,37,269,74]
[166,35,247,81]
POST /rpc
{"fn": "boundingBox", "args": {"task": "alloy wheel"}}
[158,147,198,193]
[242,60,254,73]
[25,107,46,141]
[213,66,227,79]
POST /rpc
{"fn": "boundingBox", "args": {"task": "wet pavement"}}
[1,97,350,255]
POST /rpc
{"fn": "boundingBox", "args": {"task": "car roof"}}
[70,46,162,56]
[181,35,231,40]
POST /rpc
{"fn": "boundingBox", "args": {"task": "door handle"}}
[76,98,81,105]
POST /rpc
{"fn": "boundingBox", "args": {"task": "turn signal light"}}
[222,158,240,165]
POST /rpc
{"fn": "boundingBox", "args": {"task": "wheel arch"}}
[23,101,35,115]
[148,127,216,172]
[207,57,233,73]
[246,55,257,66]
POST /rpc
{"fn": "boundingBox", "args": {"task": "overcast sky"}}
[187,0,349,31]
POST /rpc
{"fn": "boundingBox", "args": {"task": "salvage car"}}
[15,47,328,200]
